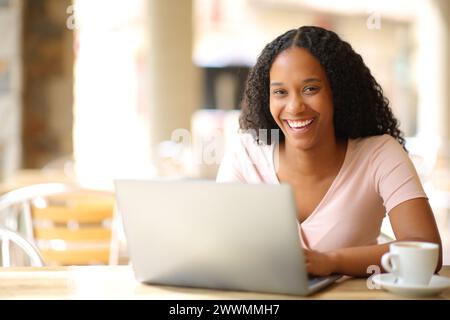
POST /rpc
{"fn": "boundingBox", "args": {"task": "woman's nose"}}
[286,95,306,113]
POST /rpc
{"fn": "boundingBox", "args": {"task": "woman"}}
[216,26,442,277]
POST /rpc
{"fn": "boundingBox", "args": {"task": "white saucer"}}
[372,273,450,297]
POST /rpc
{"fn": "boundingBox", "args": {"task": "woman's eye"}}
[303,86,319,94]
[273,89,287,95]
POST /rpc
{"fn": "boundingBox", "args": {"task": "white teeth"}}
[287,119,314,128]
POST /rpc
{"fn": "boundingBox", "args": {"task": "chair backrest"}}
[0,226,44,267]
[0,183,116,266]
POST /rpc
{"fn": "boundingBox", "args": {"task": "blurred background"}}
[0,0,449,265]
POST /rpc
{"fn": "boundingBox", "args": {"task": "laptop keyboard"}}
[308,275,330,287]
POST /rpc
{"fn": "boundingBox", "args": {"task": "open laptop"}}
[114,179,341,296]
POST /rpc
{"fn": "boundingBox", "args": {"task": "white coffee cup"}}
[381,241,439,286]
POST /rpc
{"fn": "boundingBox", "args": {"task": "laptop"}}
[114,179,341,296]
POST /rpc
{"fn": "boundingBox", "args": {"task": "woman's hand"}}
[304,249,339,276]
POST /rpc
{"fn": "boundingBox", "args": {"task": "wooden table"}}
[1,266,449,300]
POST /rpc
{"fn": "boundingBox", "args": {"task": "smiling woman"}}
[269,47,335,152]
[216,26,443,278]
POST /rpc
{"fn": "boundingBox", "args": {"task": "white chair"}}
[0,182,124,266]
[0,226,44,267]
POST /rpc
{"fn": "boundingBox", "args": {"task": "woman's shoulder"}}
[219,132,277,183]
[347,134,408,171]
[350,134,404,155]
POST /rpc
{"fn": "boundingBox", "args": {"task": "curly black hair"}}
[239,26,405,148]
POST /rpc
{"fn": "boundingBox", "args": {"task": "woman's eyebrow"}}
[303,78,322,83]
[270,82,284,86]
[270,78,321,86]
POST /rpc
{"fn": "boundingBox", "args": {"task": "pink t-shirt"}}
[216,133,427,252]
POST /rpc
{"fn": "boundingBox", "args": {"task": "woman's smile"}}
[283,117,316,134]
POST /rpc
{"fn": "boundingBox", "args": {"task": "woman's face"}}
[269,47,335,151]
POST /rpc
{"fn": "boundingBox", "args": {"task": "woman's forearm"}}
[328,238,443,277]
[328,242,392,277]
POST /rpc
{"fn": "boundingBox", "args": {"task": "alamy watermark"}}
[366,10,382,30]
[66,4,77,30]
[167,128,280,169]
[366,264,382,289]
[67,4,382,32]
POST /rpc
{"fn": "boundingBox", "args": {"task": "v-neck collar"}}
[270,139,352,224]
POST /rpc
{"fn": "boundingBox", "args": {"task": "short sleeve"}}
[370,135,428,214]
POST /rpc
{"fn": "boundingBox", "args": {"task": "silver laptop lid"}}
[114,179,310,296]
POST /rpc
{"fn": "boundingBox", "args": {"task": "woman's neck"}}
[281,138,348,180]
